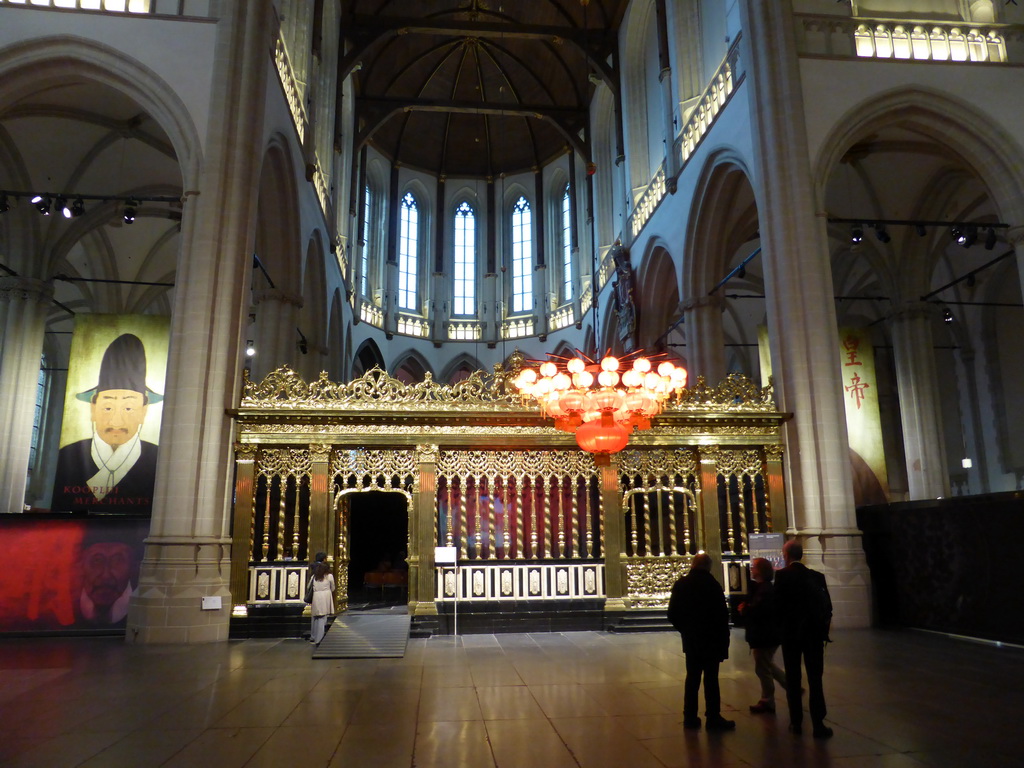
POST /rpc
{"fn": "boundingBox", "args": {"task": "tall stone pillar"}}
[1010,227,1024,320]
[251,288,302,378]
[127,3,274,643]
[681,295,726,386]
[738,0,870,628]
[889,303,949,499]
[0,277,52,513]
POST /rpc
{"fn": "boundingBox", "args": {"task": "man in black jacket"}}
[774,540,834,738]
[667,553,735,731]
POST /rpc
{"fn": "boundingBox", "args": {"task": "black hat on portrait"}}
[75,333,164,404]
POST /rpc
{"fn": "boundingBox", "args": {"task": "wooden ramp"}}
[312,612,411,659]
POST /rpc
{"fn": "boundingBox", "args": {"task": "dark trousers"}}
[684,654,721,720]
[781,638,826,728]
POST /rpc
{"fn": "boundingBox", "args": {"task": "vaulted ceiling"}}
[339,0,629,179]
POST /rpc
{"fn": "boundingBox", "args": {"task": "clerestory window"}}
[398,191,419,311]
[511,196,533,313]
[453,201,476,316]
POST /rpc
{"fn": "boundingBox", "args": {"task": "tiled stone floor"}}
[1,627,1022,767]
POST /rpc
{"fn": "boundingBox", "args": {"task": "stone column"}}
[127,3,274,644]
[738,0,870,628]
[0,277,52,513]
[888,303,949,499]
[251,288,302,379]
[681,295,726,387]
[1010,227,1024,310]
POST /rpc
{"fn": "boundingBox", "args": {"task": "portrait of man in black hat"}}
[52,333,162,513]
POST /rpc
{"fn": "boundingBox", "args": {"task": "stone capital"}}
[679,294,726,313]
[0,276,53,304]
[252,287,303,308]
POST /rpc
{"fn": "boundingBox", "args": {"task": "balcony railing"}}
[549,305,575,332]
[448,321,481,341]
[795,14,1013,63]
[359,302,383,327]
[397,315,429,338]
[1,0,156,12]
[501,318,534,339]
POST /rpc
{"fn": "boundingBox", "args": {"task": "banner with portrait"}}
[51,314,170,514]
[0,516,148,634]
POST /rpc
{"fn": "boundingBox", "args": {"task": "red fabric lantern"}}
[575,416,629,463]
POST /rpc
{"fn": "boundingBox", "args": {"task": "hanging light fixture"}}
[513,351,688,465]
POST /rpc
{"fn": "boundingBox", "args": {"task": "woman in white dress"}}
[310,560,335,644]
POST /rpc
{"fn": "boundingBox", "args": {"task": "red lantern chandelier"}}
[513,352,688,464]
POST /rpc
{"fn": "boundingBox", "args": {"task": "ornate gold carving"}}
[258,448,312,478]
[437,450,595,477]
[242,364,524,410]
[618,448,698,479]
[764,444,784,461]
[671,373,776,411]
[625,556,692,604]
[417,444,440,463]
[241,423,558,436]
[235,443,258,462]
[309,443,331,461]
[331,448,417,480]
[706,448,762,476]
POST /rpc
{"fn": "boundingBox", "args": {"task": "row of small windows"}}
[361,186,574,318]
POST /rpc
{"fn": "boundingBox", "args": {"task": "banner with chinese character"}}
[0,516,148,634]
[757,325,888,505]
[839,327,889,505]
[51,314,169,514]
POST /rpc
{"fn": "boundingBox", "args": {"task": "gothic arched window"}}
[561,184,573,303]
[360,184,371,297]
[511,196,533,313]
[453,200,476,316]
[398,191,419,311]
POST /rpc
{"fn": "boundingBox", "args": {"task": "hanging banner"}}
[756,325,889,505]
[51,314,169,514]
[0,516,148,634]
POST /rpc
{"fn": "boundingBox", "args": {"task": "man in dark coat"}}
[667,552,735,731]
[774,539,834,738]
[52,333,162,513]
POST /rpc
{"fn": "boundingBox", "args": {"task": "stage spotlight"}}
[245,340,256,357]
[737,265,746,279]
[915,224,927,237]
[851,224,864,244]
[31,194,51,215]
[943,308,954,324]
[875,224,891,243]
[0,193,9,213]
[950,226,963,243]
[961,225,978,248]
[123,199,137,224]
[966,274,976,288]
[984,227,997,250]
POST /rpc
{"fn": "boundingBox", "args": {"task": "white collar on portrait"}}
[88,430,142,500]
[80,582,133,624]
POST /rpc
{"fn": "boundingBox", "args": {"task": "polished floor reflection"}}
[1,627,1022,767]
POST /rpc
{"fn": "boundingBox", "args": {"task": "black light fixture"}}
[960,225,978,248]
[984,227,997,250]
[943,308,954,323]
[296,327,309,355]
[851,224,864,244]
[245,340,256,357]
[915,224,927,237]
[0,193,9,213]
[123,199,137,224]
[874,224,891,243]
[737,265,746,279]
[966,273,976,288]
[56,195,68,218]
[31,193,51,215]
[950,225,963,243]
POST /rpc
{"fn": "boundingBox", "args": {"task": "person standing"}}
[738,557,787,714]
[309,560,335,645]
[774,540,833,738]
[667,553,735,731]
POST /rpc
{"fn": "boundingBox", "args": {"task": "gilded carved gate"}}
[230,364,787,622]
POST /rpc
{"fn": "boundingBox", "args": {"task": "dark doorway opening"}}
[347,491,409,609]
